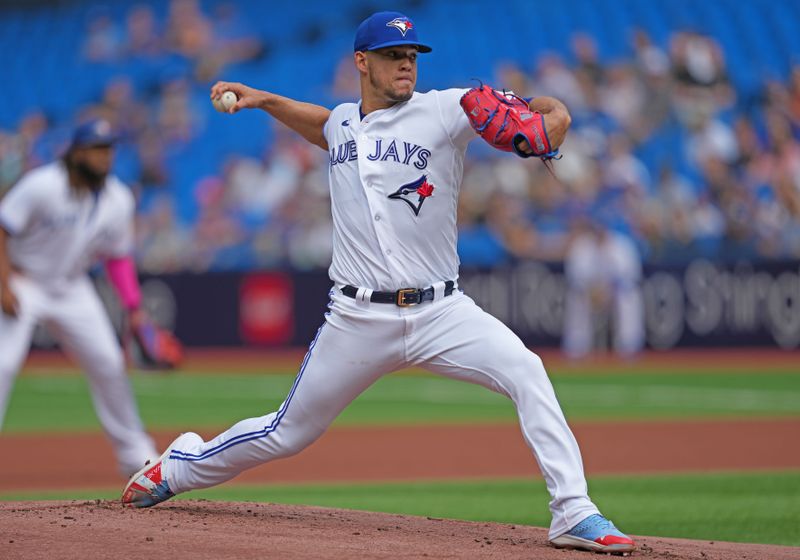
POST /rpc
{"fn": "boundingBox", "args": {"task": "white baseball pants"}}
[0,274,157,476]
[165,290,598,538]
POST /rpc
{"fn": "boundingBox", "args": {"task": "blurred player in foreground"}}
[0,119,159,477]
[123,11,635,555]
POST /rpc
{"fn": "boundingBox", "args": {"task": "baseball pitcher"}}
[122,12,635,555]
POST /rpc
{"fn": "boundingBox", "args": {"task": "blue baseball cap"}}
[71,119,118,148]
[354,11,432,53]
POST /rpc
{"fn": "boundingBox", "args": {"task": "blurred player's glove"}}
[460,85,560,160]
[127,310,183,371]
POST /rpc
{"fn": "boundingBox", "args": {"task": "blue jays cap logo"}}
[95,120,112,136]
[354,11,432,53]
[388,175,435,216]
[71,118,118,148]
[386,17,413,37]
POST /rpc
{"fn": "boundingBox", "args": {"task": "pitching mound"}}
[2,500,797,559]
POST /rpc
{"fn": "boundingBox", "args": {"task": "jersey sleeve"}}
[434,88,475,150]
[0,174,46,235]
[322,111,332,145]
[323,103,348,147]
[102,180,136,258]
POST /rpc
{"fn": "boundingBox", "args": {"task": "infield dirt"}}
[2,500,798,560]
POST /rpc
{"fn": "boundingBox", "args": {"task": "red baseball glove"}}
[460,85,560,160]
[127,310,183,371]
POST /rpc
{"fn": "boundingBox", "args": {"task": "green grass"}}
[4,367,800,432]
[2,471,798,546]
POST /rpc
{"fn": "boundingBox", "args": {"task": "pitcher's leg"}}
[415,296,598,539]
[51,281,157,475]
[166,310,403,494]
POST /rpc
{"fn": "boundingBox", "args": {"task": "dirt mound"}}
[1,500,796,560]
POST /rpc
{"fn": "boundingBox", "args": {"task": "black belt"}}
[341,281,455,307]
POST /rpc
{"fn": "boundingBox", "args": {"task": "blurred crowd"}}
[459,30,800,268]
[2,1,800,273]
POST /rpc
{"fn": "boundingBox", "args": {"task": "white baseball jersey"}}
[323,89,474,290]
[0,161,134,284]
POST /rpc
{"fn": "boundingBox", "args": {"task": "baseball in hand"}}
[212,91,238,113]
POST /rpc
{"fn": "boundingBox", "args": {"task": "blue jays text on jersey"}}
[329,138,431,170]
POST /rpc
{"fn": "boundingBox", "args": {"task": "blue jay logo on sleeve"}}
[386,18,413,36]
[388,175,435,216]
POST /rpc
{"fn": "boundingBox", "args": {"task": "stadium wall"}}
[56,260,798,350]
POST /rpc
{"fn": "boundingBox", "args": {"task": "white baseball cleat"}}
[120,432,201,508]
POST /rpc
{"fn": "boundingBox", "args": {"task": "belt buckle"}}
[396,288,417,307]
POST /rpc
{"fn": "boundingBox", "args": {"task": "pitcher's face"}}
[360,45,418,104]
